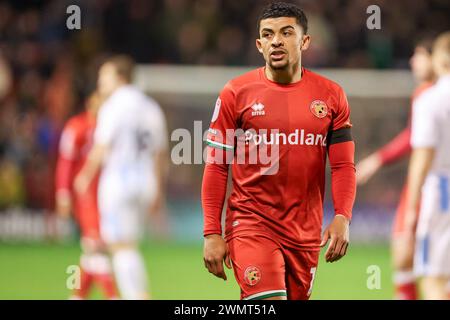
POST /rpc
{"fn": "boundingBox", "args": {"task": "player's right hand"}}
[355,153,382,185]
[203,234,232,280]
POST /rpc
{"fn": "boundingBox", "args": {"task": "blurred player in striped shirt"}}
[356,37,435,300]
[406,31,450,300]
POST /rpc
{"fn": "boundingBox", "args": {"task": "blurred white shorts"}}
[414,174,450,278]
[98,170,156,245]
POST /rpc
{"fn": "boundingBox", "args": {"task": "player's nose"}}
[271,34,283,47]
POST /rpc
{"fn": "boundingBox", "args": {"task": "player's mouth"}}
[270,50,287,61]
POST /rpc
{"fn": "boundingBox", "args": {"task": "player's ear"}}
[300,34,311,51]
[256,38,263,54]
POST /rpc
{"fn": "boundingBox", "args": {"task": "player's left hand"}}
[320,215,350,263]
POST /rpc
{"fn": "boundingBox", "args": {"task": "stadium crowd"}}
[0,0,449,210]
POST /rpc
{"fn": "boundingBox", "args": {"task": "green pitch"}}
[0,242,393,299]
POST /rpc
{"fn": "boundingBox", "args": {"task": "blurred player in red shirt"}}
[55,92,118,299]
[356,38,435,300]
[202,2,356,300]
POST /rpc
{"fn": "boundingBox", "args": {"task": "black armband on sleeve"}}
[327,127,353,145]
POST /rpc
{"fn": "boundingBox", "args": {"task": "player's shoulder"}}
[101,85,138,115]
[107,85,138,103]
[225,68,263,93]
[412,83,445,120]
[412,81,433,101]
[414,83,438,108]
[305,68,345,95]
[64,111,88,133]
[60,112,88,149]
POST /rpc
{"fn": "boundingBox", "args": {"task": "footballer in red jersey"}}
[356,38,435,300]
[55,92,118,299]
[202,2,356,300]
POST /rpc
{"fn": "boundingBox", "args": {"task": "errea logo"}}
[251,103,265,116]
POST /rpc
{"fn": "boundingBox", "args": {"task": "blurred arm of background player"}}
[405,148,435,233]
[356,128,411,185]
[55,121,79,219]
[147,97,170,238]
[150,149,168,214]
[74,144,107,196]
[403,147,434,269]
[55,154,74,219]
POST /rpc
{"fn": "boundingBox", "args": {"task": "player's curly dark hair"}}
[257,2,308,35]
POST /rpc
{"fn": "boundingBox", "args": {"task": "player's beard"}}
[268,55,290,70]
[269,59,289,70]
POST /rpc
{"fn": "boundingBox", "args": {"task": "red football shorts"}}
[228,234,319,300]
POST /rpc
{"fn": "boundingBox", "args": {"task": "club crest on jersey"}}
[251,103,265,116]
[244,266,261,286]
[310,100,328,118]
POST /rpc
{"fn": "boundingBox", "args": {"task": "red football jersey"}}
[205,67,352,249]
[55,111,100,236]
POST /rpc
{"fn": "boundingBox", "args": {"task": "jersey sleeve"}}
[206,82,237,152]
[202,82,236,236]
[332,86,352,131]
[94,100,118,146]
[411,94,439,148]
[328,86,353,146]
[377,126,411,165]
[327,86,355,219]
[59,123,78,161]
[55,122,78,194]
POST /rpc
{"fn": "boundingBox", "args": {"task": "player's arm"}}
[149,108,169,219]
[405,96,438,233]
[377,126,412,165]
[405,147,435,230]
[75,101,113,195]
[151,148,169,215]
[202,84,236,280]
[74,143,108,195]
[356,126,411,185]
[55,124,78,218]
[321,88,356,263]
[202,159,231,280]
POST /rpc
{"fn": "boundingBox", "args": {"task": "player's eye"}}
[283,31,292,36]
[262,33,272,39]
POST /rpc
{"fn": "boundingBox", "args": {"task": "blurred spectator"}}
[0,145,24,209]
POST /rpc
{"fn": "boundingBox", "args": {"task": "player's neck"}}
[265,63,302,85]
